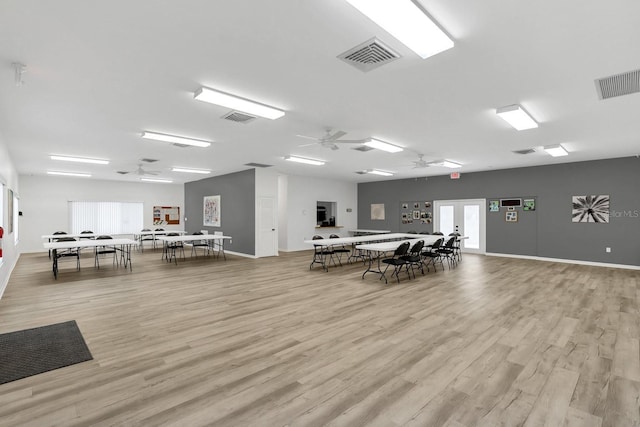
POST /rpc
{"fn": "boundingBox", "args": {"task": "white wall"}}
[19,175,184,253]
[0,132,20,298]
[280,174,358,252]
[278,175,288,250]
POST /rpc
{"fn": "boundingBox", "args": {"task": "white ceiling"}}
[1,0,639,184]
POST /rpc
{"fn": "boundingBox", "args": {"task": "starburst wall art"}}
[572,195,610,223]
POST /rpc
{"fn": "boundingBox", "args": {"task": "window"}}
[70,201,144,234]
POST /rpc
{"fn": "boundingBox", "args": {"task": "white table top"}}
[136,230,187,236]
[156,234,231,243]
[44,238,139,250]
[356,235,465,252]
[349,229,391,234]
[304,233,436,246]
[42,232,130,239]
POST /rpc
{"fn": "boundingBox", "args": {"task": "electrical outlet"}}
[606,247,611,253]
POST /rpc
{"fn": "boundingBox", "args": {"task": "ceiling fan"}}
[412,154,430,168]
[117,163,162,176]
[296,129,365,150]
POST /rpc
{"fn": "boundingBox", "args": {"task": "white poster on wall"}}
[371,203,385,220]
[203,195,221,226]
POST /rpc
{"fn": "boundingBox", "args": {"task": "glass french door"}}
[433,199,486,254]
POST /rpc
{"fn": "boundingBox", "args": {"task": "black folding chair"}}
[381,241,410,284]
[400,240,425,279]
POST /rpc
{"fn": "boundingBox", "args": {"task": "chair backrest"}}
[444,237,456,248]
[141,228,151,232]
[53,231,67,235]
[394,241,410,256]
[56,237,76,242]
[432,231,444,235]
[420,231,430,235]
[329,234,340,239]
[214,231,223,236]
[155,228,165,231]
[81,230,93,234]
[167,232,180,236]
[312,235,323,240]
[449,232,460,237]
[407,230,417,234]
[96,235,112,240]
[193,231,204,235]
[430,238,444,250]
[409,240,424,254]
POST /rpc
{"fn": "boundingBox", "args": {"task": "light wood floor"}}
[0,249,638,426]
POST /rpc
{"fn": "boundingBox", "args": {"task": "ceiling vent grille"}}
[352,145,375,152]
[140,158,158,163]
[222,111,257,124]
[512,148,536,155]
[244,162,273,168]
[172,143,194,148]
[338,38,400,72]
[355,170,368,175]
[116,171,129,175]
[595,69,640,100]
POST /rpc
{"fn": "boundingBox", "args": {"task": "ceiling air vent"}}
[355,170,368,175]
[595,69,640,100]
[116,171,129,175]
[338,38,400,72]
[244,162,273,168]
[222,111,257,124]
[352,145,375,152]
[140,158,158,163]
[512,148,536,155]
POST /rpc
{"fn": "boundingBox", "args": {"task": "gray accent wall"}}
[358,157,640,266]
[185,169,255,256]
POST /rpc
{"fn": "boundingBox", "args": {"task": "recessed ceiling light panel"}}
[496,104,538,130]
[367,169,394,176]
[363,138,403,153]
[194,87,285,120]
[543,144,569,157]
[284,155,325,166]
[50,155,109,165]
[141,178,173,183]
[171,167,211,174]
[344,0,454,59]
[141,131,212,148]
[47,171,91,177]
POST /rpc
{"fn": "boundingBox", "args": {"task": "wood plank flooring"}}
[0,250,638,426]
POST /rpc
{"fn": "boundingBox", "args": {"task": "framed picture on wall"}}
[203,195,221,227]
[489,200,499,212]
[412,210,420,220]
[401,203,409,209]
[505,211,518,222]
[523,199,535,211]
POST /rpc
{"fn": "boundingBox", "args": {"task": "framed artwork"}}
[153,206,180,225]
[401,212,408,219]
[505,211,518,222]
[572,195,609,223]
[413,202,420,209]
[523,199,536,211]
[203,195,221,227]
[401,203,409,209]
[371,203,385,220]
[424,201,432,209]
[489,200,499,212]
[412,210,420,220]
[420,211,428,219]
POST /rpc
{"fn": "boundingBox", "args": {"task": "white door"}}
[257,197,278,257]
[433,199,486,254]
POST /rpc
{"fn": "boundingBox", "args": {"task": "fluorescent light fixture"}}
[344,0,454,59]
[367,169,394,176]
[50,155,109,165]
[141,178,173,183]
[194,87,285,120]
[141,131,211,148]
[171,167,211,174]
[429,160,462,168]
[544,144,568,157]
[47,171,91,177]
[496,104,538,130]
[363,138,403,153]
[284,155,325,166]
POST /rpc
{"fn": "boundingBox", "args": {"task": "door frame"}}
[433,199,486,254]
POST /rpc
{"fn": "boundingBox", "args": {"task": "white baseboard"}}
[224,250,257,259]
[0,253,20,300]
[485,252,640,270]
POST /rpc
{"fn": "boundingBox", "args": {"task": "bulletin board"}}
[153,206,180,225]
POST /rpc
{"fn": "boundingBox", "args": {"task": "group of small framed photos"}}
[401,201,432,224]
[489,198,535,223]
